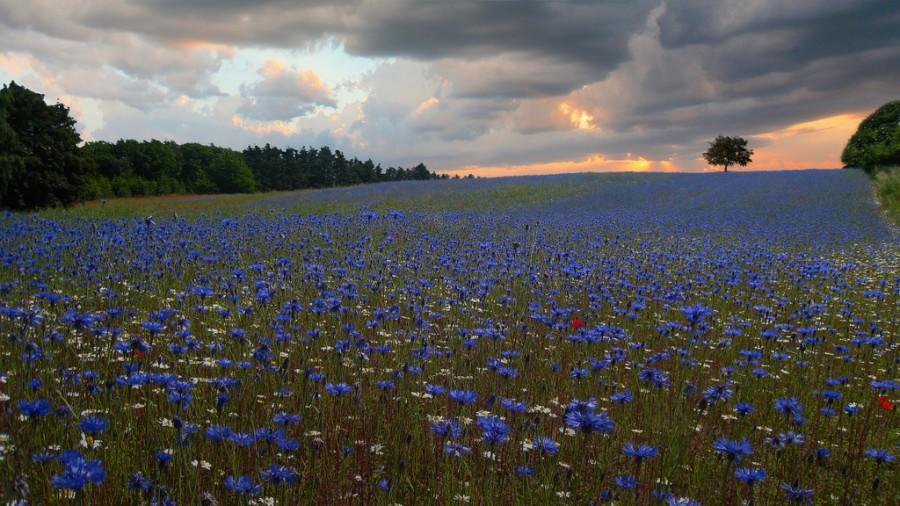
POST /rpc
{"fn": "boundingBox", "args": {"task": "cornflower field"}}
[1,170,897,505]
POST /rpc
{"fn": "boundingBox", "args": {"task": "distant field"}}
[3,170,897,505]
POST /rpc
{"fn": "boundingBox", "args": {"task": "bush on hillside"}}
[842,101,900,171]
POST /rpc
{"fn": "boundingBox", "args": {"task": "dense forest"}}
[0,81,455,210]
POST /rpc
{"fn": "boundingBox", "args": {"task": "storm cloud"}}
[0,0,896,172]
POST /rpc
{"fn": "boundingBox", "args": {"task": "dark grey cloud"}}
[1,0,898,171]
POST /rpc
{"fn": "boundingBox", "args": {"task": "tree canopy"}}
[0,81,445,210]
[0,81,90,209]
[841,100,900,172]
[702,136,753,172]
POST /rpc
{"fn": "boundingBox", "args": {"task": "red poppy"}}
[571,318,584,330]
[876,395,893,411]
[134,350,145,358]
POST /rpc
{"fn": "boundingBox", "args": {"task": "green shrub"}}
[873,166,900,223]
[842,101,900,171]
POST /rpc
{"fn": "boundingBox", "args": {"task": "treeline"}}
[244,144,447,191]
[1,81,455,210]
[83,141,447,199]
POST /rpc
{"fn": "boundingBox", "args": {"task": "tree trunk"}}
[724,164,729,173]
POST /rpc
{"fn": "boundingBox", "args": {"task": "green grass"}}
[872,166,900,224]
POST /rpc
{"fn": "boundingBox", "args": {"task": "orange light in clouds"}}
[558,102,596,130]
[749,112,864,169]
[440,153,678,178]
[231,115,297,136]
[171,40,236,56]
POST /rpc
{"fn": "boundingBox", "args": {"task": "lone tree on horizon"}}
[703,135,753,172]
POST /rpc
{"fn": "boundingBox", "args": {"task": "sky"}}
[0,1,897,175]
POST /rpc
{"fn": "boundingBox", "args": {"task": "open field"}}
[1,170,897,504]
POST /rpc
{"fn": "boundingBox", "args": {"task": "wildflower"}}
[876,396,893,410]
[476,416,510,445]
[51,451,105,490]
[703,384,733,404]
[734,402,753,416]
[224,475,261,496]
[533,436,559,454]
[431,419,463,439]
[623,442,658,462]
[79,416,109,435]
[449,389,477,405]
[614,474,637,490]
[774,397,803,417]
[501,398,527,413]
[610,390,633,404]
[260,464,299,485]
[325,383,353,396]
[18,399,51,419]
[443,441,472,457]
[780,482,814,504]
[864,448,895,464]
[205,425,232,442]
[712,437,752,463]
[564,410,615,434]
[273,412,302,426]
[734,467,767,484]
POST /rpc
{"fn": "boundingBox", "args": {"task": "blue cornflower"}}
[128,472,152,493]
[424,384,445,396]
[325,383,353,396]
[376,380,395,390]
[864,448,895,464]
[260,464,299,485]
[79,416,109,435]
[768,431,804,449]
[610,390,633,404]
[774,397,803,417]
[533,436,559,454]
[734,402,754,416]
[377,478,391,490]
[431,419,463,439]
[780,483,814,504]
[141,321,164,334]
[501,398,527,413]
[449,389,477,405]
[228,432,255,447]
[623,442,658,461]
[476,415,510,445]
[734,467,767,484]
[273,411,302,426]
[570,367,590,379]
[51,452,105,490]
[712,437,752,463]
[205,425,232,442]
[32,451,56,464]
[516,466,534,477]
[614,474,637,490]
[225,475,261,496]
[275,436,300,451]
[703,384,733,404]
[18,399,51,418]
[443,441,472,457]
[564,410,615,434]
